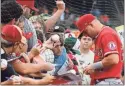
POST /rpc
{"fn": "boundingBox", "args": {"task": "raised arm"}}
[45,0,65,31]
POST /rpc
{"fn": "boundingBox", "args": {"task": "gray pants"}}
[96,78,123,85]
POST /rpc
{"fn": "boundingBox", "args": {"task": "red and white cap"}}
[1,25,23,43]
[76,14,96,38]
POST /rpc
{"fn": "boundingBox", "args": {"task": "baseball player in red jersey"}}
[76,14,123,85]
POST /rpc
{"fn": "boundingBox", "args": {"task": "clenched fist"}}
[56,0,65,11]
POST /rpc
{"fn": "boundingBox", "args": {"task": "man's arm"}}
[83,53,119,74]
[20,75,55,85]
[28,72,50,78]
[11,60,53,75]
[1,80,13,85]
[102,53,119,67]
[67,54,74,69]
[45,0,65,31]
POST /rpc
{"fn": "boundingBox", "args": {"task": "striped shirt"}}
[24,18,37,51]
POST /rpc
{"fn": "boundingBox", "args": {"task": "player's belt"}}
[95,77,120,84]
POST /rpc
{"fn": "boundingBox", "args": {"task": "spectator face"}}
[32,21,42,30]
[52,45,62,56]
[14,37,28,54]
[80,36,93,49]
[15,16,25,31]
[23,6,32,18]
[20,37,28,53]
[17,21,24,32]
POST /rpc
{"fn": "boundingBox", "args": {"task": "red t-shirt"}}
[92,26,123,80]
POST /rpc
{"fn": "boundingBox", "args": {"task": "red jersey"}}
[93,26,123,80]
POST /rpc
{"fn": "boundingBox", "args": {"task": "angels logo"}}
[108,42,117,50]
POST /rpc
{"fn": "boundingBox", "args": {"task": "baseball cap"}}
[29,15,38,22]
[64,37,77,49]
[1,25,23,43]
[39,13,51,21]
[76,14,96,38]
[16,0,39,12]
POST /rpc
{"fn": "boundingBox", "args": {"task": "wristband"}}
[91,61,103,69]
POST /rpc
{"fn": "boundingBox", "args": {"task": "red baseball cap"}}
[16,0,39,12]
[76,14,96,38]
[1,25,23,43]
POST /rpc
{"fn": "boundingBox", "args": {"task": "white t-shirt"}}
[75,50,94,85]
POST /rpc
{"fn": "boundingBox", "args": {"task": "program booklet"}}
[51,73,82,85]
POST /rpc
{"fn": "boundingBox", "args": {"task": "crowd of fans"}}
[1,0,124,85]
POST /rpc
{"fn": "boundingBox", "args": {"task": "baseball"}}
[51,34,60,42]
[1,59,8,69]
[12,76,21,82]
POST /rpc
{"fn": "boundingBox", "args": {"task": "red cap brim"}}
[78,28,86,38]
[31,7,39,12]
